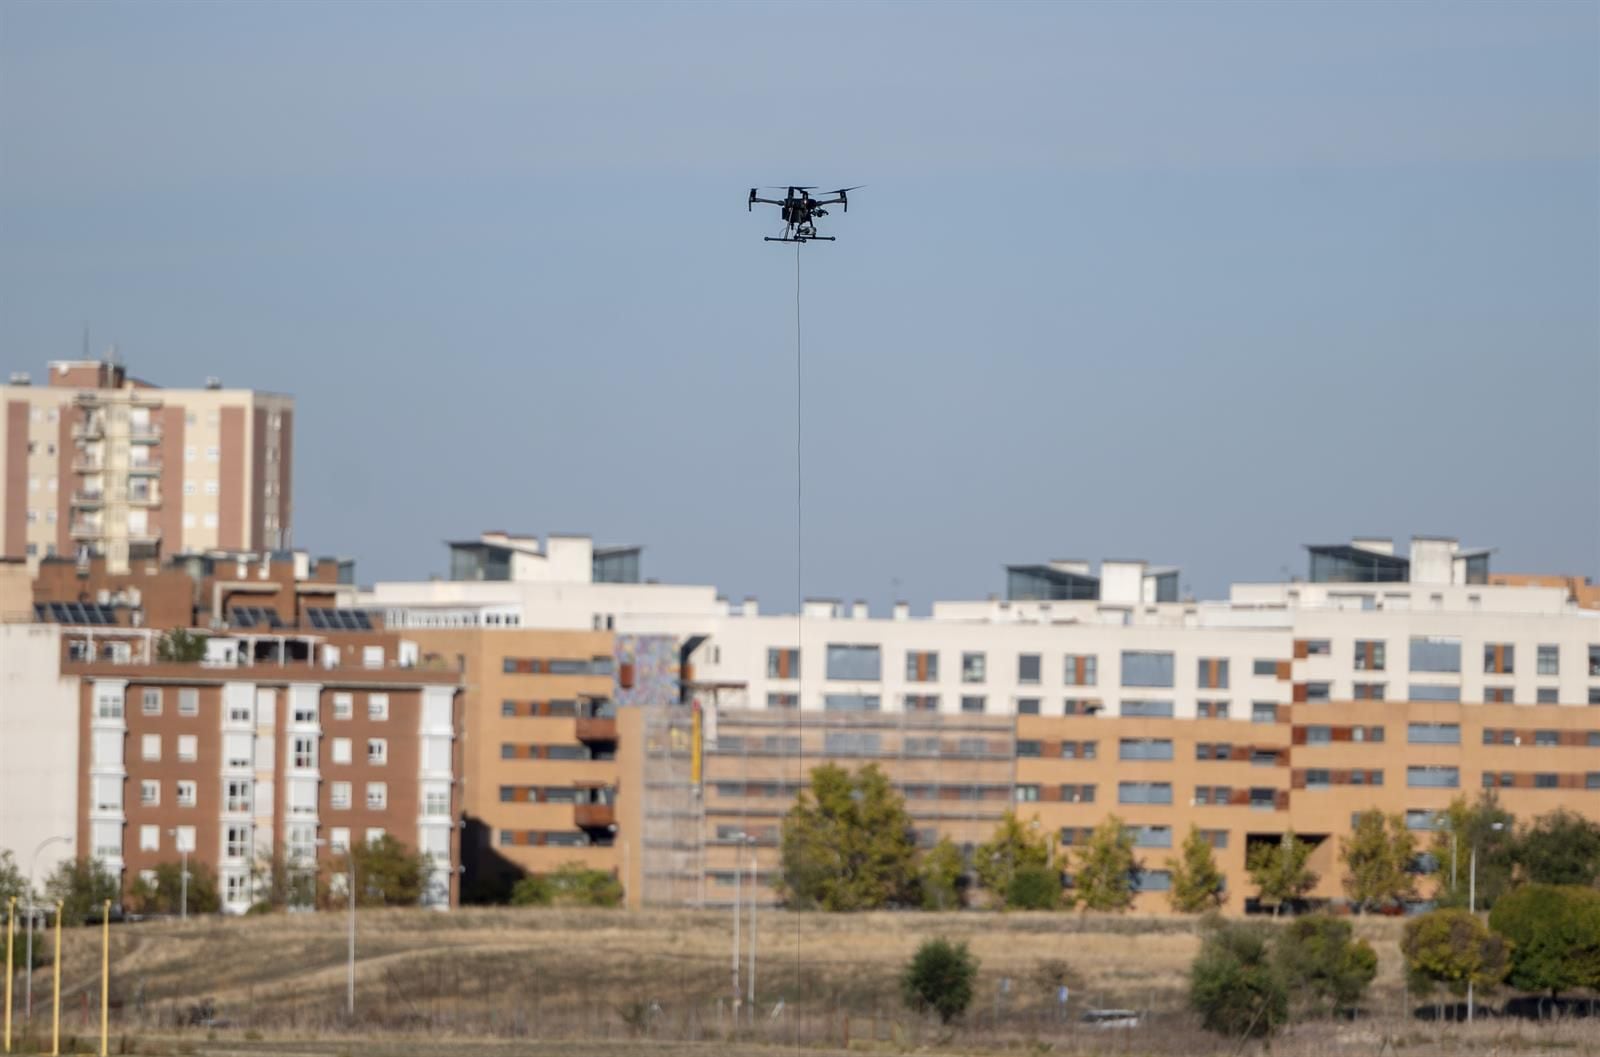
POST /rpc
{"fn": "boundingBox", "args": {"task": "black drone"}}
[747,185,859,243]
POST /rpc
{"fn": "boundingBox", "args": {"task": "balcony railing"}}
[575,717,618,743]
[126,460,162,474]
[69,521,103,539]
[128,425,162,443]
[71,491,104,506]
[574,803,616,829]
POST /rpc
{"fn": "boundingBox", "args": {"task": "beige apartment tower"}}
[2,358,292,571]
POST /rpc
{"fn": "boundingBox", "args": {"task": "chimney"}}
[892,601,910,621]
[851,600,869,620]
[7,372,30,386]
[743,596,759,617]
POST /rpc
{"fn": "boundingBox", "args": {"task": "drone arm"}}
[748,196,785,207]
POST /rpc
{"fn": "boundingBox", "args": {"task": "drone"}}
[747,186,859,243]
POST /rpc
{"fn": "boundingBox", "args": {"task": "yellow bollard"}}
[50,902,61,1057]
[5,896,14,1054]
[99,900,110,1057]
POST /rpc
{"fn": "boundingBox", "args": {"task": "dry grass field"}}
[7,907,1596,1056]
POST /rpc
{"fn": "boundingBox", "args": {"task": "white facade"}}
[0,624,80,882]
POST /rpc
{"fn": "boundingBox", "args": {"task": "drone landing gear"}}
[764,236,835,243]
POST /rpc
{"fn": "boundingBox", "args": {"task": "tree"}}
[778,763,919,911]
[1189,918,1288,1040]
[1340,810,1416,913]
[901,937,979,1024]
[1072,815,1139,912]
[1430,794,1516,911]
[1516,809,1600,887]
[0,850,27,907]
[973,811,1052,908]
[1167,826,1225,913]
[1007,864,1063,910]
[1488,883,1600,998]
[346,835,429,907]
[510,863,623,907]
[1275,914,1378,1016]
[127,861,221,915]
[44,858,120,925]
[1246,830,1318,916]
[1402,908,1510,1000]
[918,837,967,911]
[155,628,207,663]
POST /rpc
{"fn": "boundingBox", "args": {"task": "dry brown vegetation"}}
[7,907,1597,1055]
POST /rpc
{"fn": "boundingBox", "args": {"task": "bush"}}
[1006,864,1061,910]
[918,836,967,911]
[511,863,623,907]
[1189,918,1288,1039]
[1275,914,1377,1016]
[1402,908,1509,999]
[901,937,979,1024]
[1489,883,1600,997]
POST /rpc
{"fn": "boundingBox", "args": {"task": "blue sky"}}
[2,1,1595,608]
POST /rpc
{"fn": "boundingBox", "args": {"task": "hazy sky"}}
[2,1,1596,610]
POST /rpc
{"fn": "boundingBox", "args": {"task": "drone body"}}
[748,185,858,242]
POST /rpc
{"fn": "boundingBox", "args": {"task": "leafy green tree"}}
[1488,883,1600,998]
[1516,809,1600,887]
[1189,918,1288,1040]
[778,763,919,911]
[1275,914,1378,1016]
[1340,810,1417,913]
[1430,794,1516,911]
[1167,826,1225,913]
[901,937,979,1024]
[1007,864,1062,910]
[1402,908,1510,999]
[128,861,221,915]
[918,837,967,911]
[973,811,1052,907]
[0,850,27,907]
[155,628,208,662]
[345,835,429,907]
[44,858,120,925]
[1246,830,1318,916]
[510,863,623,907]
[1073,815,1139,912]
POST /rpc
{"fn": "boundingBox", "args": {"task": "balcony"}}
[71,490,105,507]
[575,717,618,743]
[126,490,161,507]
[126,460,162,475]
[574,803,616,830]
[72,420,105,440]
[73,456,103,473]
[128,425,162,443]
[70,521,104,539]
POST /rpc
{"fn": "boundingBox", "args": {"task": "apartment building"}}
[1,358,293,572]
[361,531,1600,914]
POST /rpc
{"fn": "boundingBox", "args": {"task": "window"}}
[330,828,350,853]
[767,692,798,709]
[1122,699,1173,718]
[176,781,196,807]
[327,737,351,765]
[1015,697,1040,715]
[367,694,389,721]
[1129,825,1172,849]
[1198,658,1229,689]
[1202,829,1229,849]
[367,738,387,765]
[1408,723,1460,745]
[1017,740,1041,758]
[1410,637,1462,673]
[1534,773,1559,790]
[141,688,162,715]
[1249,788,1278,810]
[1538,688,1559,704]
[904,651,938,682]
[1014,785,1040,803]
[547,745,588,760]
[94,689,123,719]
[292,736,315,768]
[961,652,986,683]
[1063,654,1096,686]
[1198,700,1231,719]
[1121,651,1174,688]
[1061,740,1098,760]
[1485,686,1514,704]
[227,696,252,724]
[177,735,198,762]
[1120,738,1173,761]
[1304,682,1331,703]
[901,693,938,712]
[1485,644,1515,674]
[225,779,252,812]
[767,648,799,679]
[366,782,387,809]
[1354,682,1386,701]
[1119,782,1173,805]
[960,695,986,714]
[1251,749,1279,766]
[1017,654,1041,684]
[1409,684,1461,702]
[1196,742,1232,760]
[225,825,250,860]
[140,825,159,852]
[1251,703,1278,724]
[1354,641,1386,671]
[204,480,219,496]
[292,697,317,724]
[1253,659,1279,677]
[331,782,351,810]
[141,733,161,761]
[1303,639,1332,656]
[1305,769,1331,789]
[140,780,159,806]
[1533,730,1559,747]
[178,688,199,716]
[1590,646,1600,677]
[1061,784,1096,803]
[1194,786,1232,805]
[1063,698,1101,716]
[1537,645,1560,676]
[1304,725,1331,745]
[332,693,353,720]
[823,693,880,712]
[1408,766,1460,789]
[825,644,881,681]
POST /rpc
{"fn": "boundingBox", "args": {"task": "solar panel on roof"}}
[231,606,284,630]
[306,608,372,631]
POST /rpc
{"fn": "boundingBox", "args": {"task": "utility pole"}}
[731,846,742,1013]
[347,847,356,1021]
[747,838,757,1020]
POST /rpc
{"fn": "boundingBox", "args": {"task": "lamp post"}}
[730,834,741,1015]
[746,834,757,1021]
[1464,821,1506,1024]
[25,835,72,1022]
[165,829,189,921]
[313,839,357,1021]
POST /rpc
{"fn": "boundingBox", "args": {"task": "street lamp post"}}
[1465,821,1506,1024]
[746,835,757,1021]
[313,838,357,1021]
[166,830,189,921]
[25,835,72,1022]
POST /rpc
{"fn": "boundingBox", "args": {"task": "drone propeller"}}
[830,185,863,211]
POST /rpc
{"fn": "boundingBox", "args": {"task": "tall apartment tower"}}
[2,359,293,571]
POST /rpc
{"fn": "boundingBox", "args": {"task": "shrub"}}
[901,937,979,1024]
[1275,914,1377,1016]
[511,863,622,907]
[1489,883,1600,997]
[1006,864,1061,910]
[1402,908,1509,999]
[1189,918,1287,1039]
[918,836,967,911]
